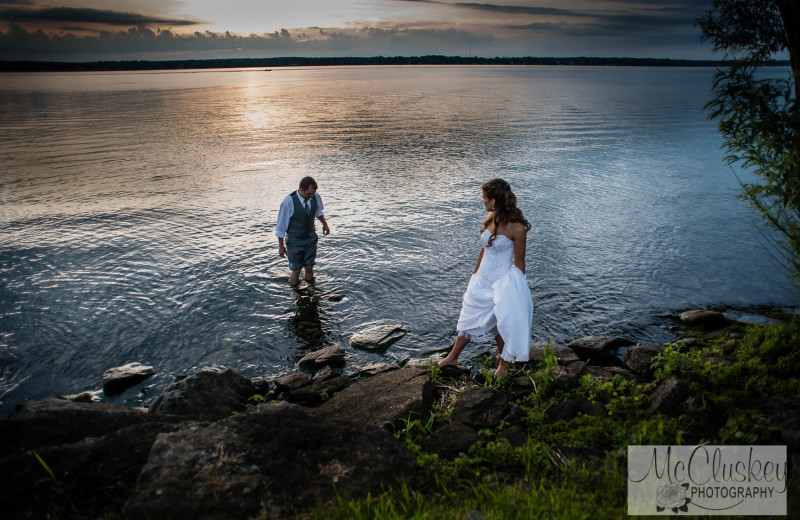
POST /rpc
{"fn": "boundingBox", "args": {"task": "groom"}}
[275,176,330,285]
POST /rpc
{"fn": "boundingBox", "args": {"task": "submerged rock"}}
[103,362,154,396]
[349,323,406,351]
[123,402,415,520]
[567,336,633,366]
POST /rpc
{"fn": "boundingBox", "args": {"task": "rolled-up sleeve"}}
[275,196,293,238]
[314,193,324,217]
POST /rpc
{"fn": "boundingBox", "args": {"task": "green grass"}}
[305,317,800,519]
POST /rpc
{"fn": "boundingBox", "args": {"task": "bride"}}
[439,178,533,378]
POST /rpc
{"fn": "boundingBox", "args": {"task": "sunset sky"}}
[0,0,716,61]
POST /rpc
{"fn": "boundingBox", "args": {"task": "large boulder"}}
[451,387,509,430]
[149,368,255,421]
[123,402,416,520]
[349,323,406,351]
[0,398,182,457]
[567,336,633,366]
[102,362,154,395]
[313,365,432,430]
[0,421,187,519]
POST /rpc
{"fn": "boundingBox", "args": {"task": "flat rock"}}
[451,386,509,430]
[350,323,406,351]
[123,402,416,520]
[680,309,729,329]
[646,377,689,417]
[313,365,432,430]
[102,362,155,396]
[545,399,605,424]
[426,422,481,458]
[567,336,633,366]
[298,345,346,370]
[149,368,255,422]
[274,372,312,392]
[357,362,396,377]
[624,345,666,376]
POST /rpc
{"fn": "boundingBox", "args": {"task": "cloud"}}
[0,23,495,61]
[0,6,203,26]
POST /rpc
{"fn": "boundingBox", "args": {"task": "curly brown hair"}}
[482,178,531,246]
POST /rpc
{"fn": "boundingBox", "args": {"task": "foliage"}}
[699,0,800,283]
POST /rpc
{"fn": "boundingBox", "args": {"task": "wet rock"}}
[274,372,312,393]
[251,377,272,395]
[451,387,509,430]
[298,345,346,370]
[59,390,103,403]
[313,365,432,430]
[426,422,481,458]
[358,362,396,377]
[350,323,406,351]
[123,402,416,520]
[680,309,729,329]
[312,365,336,382]
[496,425,527,447]
[0,421,188,519]
[287,375,353,406]
[102,362,155,396]
[545,399,605,424]
[624,345,666,377]
[567,336,633,366]
[0,398,184,458]
[149,368,255,422]
[645,377,689,417]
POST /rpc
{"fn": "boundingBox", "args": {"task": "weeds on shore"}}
[310,318,799,519]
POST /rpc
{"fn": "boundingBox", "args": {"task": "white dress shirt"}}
[275,191,324,238]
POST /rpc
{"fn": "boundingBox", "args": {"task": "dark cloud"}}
[0,6,203,26]
[0,23,493,61]
[0,0,34,5]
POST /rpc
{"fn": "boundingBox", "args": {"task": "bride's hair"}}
[482,178,531,246]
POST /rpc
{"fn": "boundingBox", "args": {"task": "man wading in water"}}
[275,176,330,285]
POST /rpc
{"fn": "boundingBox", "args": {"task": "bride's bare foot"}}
[493,360,510,379]
[438,357,458,369]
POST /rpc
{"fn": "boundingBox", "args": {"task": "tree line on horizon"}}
[0,55,790,72]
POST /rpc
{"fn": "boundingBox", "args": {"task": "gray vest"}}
[287,191,317,240]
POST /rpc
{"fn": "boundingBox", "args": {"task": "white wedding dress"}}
[456,229,533,363]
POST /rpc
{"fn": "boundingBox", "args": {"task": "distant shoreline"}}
[0,55,791,73]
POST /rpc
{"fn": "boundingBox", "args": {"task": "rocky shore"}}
[1,309,798,519]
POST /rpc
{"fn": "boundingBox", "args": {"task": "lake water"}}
[1,65,797,415]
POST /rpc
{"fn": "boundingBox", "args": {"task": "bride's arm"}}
[473,247,485,274]
[512,224,526,273]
